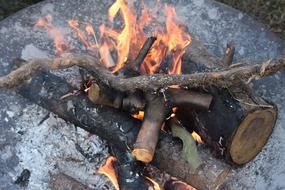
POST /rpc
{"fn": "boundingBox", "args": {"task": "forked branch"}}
[0,53,284,91]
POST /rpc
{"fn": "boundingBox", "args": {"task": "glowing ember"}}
[144,176,161,190]
[191,131,204,144]
[97,156,119,190]
[132,111,145,121]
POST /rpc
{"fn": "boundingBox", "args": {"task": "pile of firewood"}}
[0,36,284,189]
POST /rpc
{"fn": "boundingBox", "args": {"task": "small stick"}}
[133,37,157,72]
[87,82,212,112]
[165,88,213,110]
[222,42,235,66]
[123,37,157,76]
[132,92,169,163]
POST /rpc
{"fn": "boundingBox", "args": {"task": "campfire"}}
[0,0,285,189]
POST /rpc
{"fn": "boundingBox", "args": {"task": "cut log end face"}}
[229,107,277,164]
[132,148,154,163]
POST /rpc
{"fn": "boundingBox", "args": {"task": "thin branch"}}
[133,36,157,72]
[123,37,157,76]
[0,53,284,92]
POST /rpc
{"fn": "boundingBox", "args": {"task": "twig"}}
[221,42,235,66]
[123,37,157,76]
[133,37,157,72]
[0,53,284,92]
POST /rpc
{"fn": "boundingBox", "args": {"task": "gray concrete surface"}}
[0,0,284,189]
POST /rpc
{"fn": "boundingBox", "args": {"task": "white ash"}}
[21,44,50,60]
[12,104,112,190]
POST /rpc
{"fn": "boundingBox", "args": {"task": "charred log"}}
[172,41,278,165]
[133,37,157,73]
[109,146,151,190]
[182,84,277,165]
[17,72,228,190]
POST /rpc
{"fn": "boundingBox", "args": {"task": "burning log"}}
[0,52,281,165]
[87,81,213,164]
[17,71,229,190]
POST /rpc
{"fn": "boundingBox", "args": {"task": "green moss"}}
[0,0,42,20]
[218,0,285,37]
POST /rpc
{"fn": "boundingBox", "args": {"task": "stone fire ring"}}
[0,0,284,189]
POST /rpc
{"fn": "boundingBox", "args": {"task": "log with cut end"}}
[87,82,124,109]
[176,84,277,164]
[132,92,169,163]
[176,43,278,164]
[17,72,229,190]
[87,82,213,164]
[87,82,145,113]
[87,81,212,113]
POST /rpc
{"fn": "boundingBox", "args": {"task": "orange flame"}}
[35,14,69,55]
[68,19,91,48]
[191,131,204,144]
[101,0,191,74]
[106,0,137,73]
[98,156,119,190]
[36,1,191,75]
